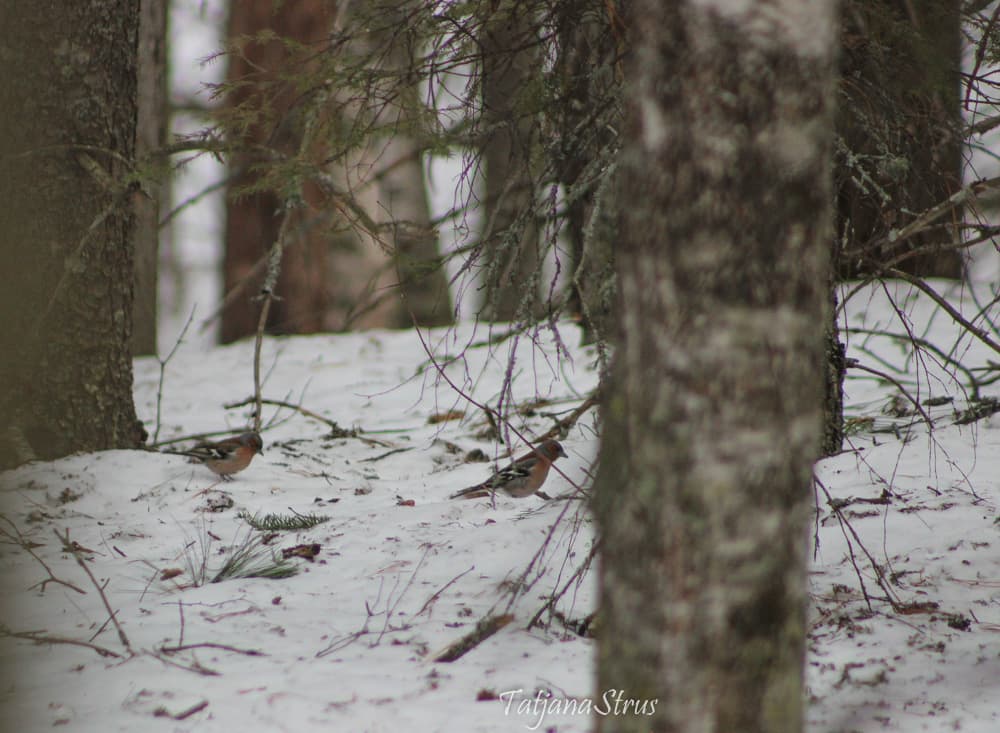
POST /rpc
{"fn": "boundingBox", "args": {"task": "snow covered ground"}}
[1,281,999,732]
[0,321,601,733]
[807,281,1000,733]
[2,3,998,730]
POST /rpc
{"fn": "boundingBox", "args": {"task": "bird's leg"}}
[188,478,228,499]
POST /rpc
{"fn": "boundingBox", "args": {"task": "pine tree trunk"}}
[0,0,145,468]
[593,2,838,731]
[221,0,337,343]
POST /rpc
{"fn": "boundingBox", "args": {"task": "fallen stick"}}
[434,614,513,663]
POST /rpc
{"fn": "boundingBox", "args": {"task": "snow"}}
[807,281,1000,733]
[2,3,999,731]
[2,282,1000,731]
[0,323,601,732]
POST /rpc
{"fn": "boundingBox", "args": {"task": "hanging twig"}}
[845,327,983,399]
[964,2,1000,111]
[813,477,939,615]
[153,307,196,444]
[197,251,269,334]
[410,323,582,492]
[849,176,1000,256]
[527,542,599,630]
[846,361,933,425]
[886,268,1000,358]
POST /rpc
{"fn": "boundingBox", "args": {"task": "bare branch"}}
[55,529,132,654]
[846,361,934,425]
[0,626,122,659]
[886,269,1000,358]
[223,396,358,438]
[0,514,85,595]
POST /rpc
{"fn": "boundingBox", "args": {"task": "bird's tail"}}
[449,483,491,500]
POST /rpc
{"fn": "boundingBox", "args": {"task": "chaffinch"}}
[170,431,264,480]
[450,439,568,500]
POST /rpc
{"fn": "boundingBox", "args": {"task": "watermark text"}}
[498,688,657,730]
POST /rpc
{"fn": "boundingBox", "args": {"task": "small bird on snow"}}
[166,431,264,480]
[450,439,567,500]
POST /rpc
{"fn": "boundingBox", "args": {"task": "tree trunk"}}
[478,0,542,321]
[836,0,963,278]
[0,0,145,469]
[377,140,454,327]
[322,146,406,331]
[823,286,846,457]
[221,0,337,343]
[553,0,623,345]
[133,0,168,355]
[372,0,454,328]
[222,0,438,339]
[593,2,838,732]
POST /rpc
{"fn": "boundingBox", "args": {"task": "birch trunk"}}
[594,2,839,731]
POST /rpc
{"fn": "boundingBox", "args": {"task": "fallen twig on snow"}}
[158,642,267,657]
[415,565,474,618]
[55,528,133,654]
[0,625,122,658]
[0,514,85,595]
[434,614,514,663]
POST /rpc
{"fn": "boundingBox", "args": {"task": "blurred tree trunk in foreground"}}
[593,1,838,731]
[0,0,145,469]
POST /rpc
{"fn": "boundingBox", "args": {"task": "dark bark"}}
[222,0,444,338]
[221,0,336,343]
[593,3,837,731]
[836,0,963,278]
[553,0,623,344]
[0,0,145,468]
[823,287,846,457]
[478,0,542,321]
